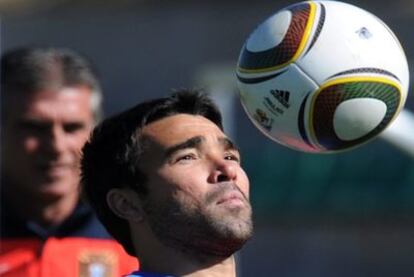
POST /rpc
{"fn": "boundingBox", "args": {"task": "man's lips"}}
[37,162,75,176]
[38,162,73,169]
[216,191,245,205]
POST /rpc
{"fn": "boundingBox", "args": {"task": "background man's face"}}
[138,114,253,257]
[2,87,94,199]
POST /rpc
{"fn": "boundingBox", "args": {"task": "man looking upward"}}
[81,90,253,277]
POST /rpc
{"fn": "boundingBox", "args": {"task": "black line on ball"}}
[298,93,314,148]
[236,69,288,84]
[304,2,326,56]
[328,68,400,81]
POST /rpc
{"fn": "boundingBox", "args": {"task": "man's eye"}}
[19,121,49,133]
[64,123,86,133]
[225,153,240,163]
[176,154,196,162]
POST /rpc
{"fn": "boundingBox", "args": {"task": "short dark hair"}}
[1,46,103,121]
[80,89,223,256]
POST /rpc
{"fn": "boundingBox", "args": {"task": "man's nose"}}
[208,158,238,184]
[45,126,67,154]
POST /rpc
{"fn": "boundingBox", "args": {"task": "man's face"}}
[2,87,95,199]
[139,114,253,257]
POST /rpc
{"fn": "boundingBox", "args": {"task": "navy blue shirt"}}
[0,193,111,239]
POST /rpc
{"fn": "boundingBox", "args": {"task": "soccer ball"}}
[236,0,409,153]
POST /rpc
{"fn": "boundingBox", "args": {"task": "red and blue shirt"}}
[1,197,138,277]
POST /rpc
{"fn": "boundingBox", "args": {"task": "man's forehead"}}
[8,86,88,104]
[6,87,94,121]
[142,114,224,145]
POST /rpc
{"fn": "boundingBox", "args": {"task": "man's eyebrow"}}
[165,136,204,158]
[219,137,240,152]
[18,117,51,128]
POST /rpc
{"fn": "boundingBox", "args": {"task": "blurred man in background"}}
[0,46,137,277]
[81,91,253,277]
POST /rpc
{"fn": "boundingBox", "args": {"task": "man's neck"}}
[3,183,79,228]
[141,254,236,277]
[181,256,237,277]
[131,225,238,277]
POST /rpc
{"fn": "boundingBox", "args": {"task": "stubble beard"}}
[143,184,253,259]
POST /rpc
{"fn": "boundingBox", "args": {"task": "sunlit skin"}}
[2,87,95,225]
[115,114,252,276]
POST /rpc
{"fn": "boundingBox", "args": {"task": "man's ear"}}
[106,188,145,222]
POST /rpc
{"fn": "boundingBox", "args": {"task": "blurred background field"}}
[2,0,414,276]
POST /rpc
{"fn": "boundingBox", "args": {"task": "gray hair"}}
[1,46,103,122]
